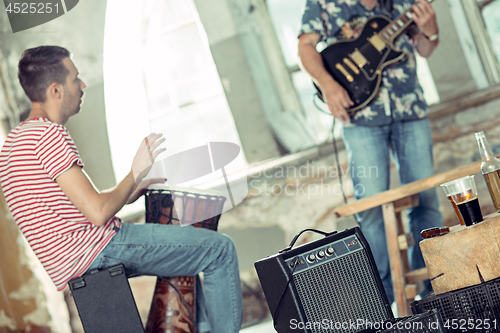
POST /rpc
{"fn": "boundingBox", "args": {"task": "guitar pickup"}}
[349,50,367,68]
[368,34,386,52]
[343,58,360,74]
[335,63,353,82]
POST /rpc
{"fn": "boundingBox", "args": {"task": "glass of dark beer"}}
[440,181,466,226]
[440,175,483,226]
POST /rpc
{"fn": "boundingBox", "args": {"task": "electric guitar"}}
[315,0,434,113]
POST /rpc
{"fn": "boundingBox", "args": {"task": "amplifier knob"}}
[307,253,316,263]
[326,247,335,256]
[317,250,325,259]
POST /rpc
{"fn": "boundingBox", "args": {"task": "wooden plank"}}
[405,280,426,300]
[420,212,500,295]
[334,160,482,218]
[428,82,500,120]
[432,119,500,144]
[393,194,419,213]
[405,267,429,284]
[382,203,409,316]
[397,232,414,251]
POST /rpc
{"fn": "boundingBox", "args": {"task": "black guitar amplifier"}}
[255,227,393,333]
[69,264,145,333]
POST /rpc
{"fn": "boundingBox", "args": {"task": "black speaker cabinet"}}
[255,227,393,333]
[69,264,145,333]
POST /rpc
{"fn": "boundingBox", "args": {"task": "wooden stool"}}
[381,194,429,316]
[144,187,226,333]
[333,160,483,316]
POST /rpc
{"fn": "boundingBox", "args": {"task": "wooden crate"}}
[419,212,500,295]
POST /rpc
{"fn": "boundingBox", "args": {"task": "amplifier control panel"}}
[284,235,362,275]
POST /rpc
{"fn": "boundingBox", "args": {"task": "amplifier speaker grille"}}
[293,249,389,333]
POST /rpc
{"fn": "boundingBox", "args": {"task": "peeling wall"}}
[0,188,64,333]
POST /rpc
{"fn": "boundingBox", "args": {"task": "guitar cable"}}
[331,117,349,206]
[141,273,198,333]
[271,256,299,331]
[312,92,360,225]
[271,229,334,330]
[312,92,348,206]
[381,0,394,18]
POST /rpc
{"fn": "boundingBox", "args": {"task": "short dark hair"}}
[18,46,71,102]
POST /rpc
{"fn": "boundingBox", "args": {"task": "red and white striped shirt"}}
[0,118,120,291]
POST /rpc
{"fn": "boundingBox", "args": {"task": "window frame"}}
[447,0,500,88]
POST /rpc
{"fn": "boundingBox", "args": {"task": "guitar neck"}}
[378,0,434,43]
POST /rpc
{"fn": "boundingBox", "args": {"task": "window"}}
[478,0,500,67]
[266,0,334,142]
[448,0,500,88]
[103,0,247,217]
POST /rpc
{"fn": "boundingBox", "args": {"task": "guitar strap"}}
[380,0,393,18]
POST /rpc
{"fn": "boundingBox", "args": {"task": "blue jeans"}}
[342,118,442,304]
[85,223,243,333]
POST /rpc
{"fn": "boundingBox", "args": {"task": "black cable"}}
[312,92,332,116]
[272,256,299,330]
[312,92,359,224]
[331,117,348,206]
[158,276,198,333]
[312,92,348,205]
[272,229,339,329]
[141,273,198,333]
[380,0,394,18]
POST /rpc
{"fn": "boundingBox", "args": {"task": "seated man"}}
[0,45,242,333]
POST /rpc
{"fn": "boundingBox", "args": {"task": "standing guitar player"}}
[298,0,442,304]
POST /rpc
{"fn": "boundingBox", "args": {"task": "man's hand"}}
[412,0,438,38]
[321,80,353,121]
[127,178,166,204]
[132,133,166,184]
[298,33,353,121]
[410,0,439,58]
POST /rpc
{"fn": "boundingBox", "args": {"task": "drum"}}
[144,187,226,333]
[146,276,197,333]
[145,187,226,231]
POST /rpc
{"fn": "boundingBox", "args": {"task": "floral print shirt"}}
[299,0,429,127]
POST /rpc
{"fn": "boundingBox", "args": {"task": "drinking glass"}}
[440,175,483,226]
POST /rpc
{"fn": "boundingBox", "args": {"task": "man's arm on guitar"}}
[411,0,439,58]
[298,32,353,121]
